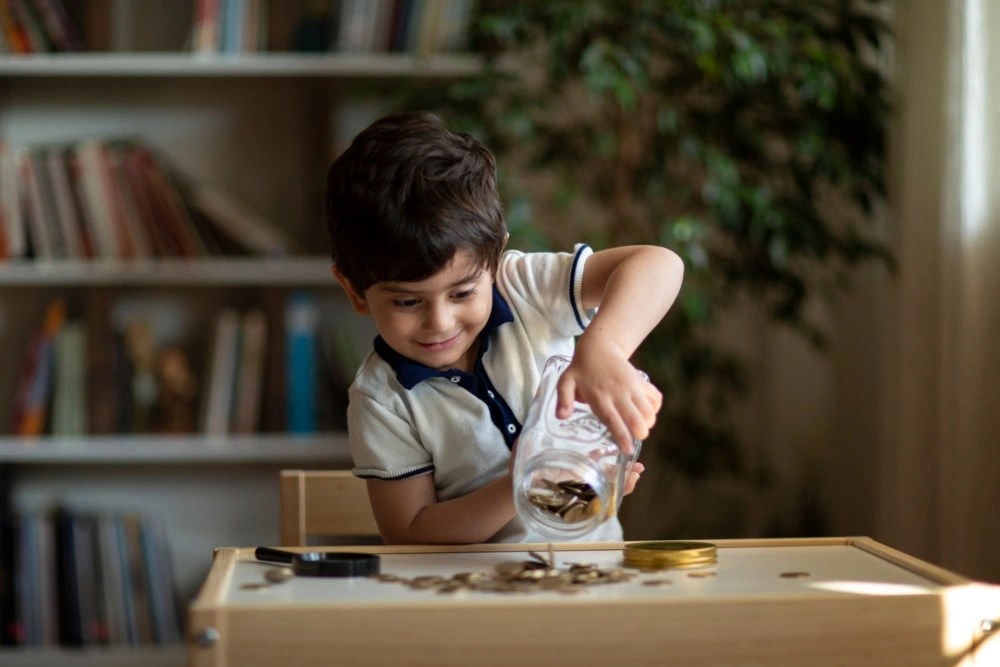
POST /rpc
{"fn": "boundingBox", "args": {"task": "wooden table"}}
[187,537,999,666]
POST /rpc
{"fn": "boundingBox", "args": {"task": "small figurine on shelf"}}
[124,319,158,433]
[152,345,198,434]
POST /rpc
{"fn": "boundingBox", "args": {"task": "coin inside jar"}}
[527,478,603,524]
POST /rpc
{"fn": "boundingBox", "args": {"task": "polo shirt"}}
[347,244,624,543]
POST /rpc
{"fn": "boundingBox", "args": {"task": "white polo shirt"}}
[346,244,624,542]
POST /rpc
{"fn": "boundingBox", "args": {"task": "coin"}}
[239,582,271,591]
[264,567,294,583]
[642,579,673,586]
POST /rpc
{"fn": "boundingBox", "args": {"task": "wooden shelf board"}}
[0,52,482,78]
[0,257,336,286]
[0,433,351,464]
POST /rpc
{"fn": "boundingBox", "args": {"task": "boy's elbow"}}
[648,245,684,282]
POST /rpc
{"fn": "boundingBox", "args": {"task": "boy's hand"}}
[555,342,662,454]
[623,461,645,495]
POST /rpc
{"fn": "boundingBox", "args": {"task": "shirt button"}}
[487,390,495,398]
[450,376,461,383]
[507,424,516,434]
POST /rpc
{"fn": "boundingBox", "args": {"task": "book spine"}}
[285,292,318,434]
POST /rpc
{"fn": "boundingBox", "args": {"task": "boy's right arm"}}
[366,474,516,544]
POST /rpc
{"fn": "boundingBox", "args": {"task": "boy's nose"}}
[424,303,453,332]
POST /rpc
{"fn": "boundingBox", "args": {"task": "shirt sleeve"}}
[498,243,594,337]
[347,389,434,480]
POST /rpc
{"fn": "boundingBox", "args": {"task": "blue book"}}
[285,291,319,434]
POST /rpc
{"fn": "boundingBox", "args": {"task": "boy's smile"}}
[339,250,495,373]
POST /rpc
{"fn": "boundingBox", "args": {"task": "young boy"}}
[325,111,683,544]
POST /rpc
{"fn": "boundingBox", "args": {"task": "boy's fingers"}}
[555,373,577,418]
[623,463,644,495]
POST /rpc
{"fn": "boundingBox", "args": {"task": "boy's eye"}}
[392,298,420,308]
[453,288,477,300]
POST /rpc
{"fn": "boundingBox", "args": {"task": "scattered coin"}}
[372,545,637,595]
[642,579,673,586]
[239,582,271,591]
[687,571,717,578]
[779,571,810,578]
[264,567,294,584]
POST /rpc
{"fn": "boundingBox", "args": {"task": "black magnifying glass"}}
[254,546,381,578]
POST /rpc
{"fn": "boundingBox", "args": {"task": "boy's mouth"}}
[417,333,461,352]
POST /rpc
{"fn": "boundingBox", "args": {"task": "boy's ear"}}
[331,266,370,315]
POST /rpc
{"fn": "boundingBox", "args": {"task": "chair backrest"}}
[279,469,381,546]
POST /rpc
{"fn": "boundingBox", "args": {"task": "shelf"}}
[0,433,350,465]
[0,52,482,78]
[0,646,185,667]
[0,257,336,286]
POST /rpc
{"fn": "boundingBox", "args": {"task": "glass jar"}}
[513,354,644,540]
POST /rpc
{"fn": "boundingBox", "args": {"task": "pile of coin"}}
[372,548,636,595]
[622,541,718,570]
[526,478,604,524]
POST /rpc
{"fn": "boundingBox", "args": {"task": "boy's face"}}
[336,249,494,373]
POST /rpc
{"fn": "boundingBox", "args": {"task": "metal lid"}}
[622,541,718,569]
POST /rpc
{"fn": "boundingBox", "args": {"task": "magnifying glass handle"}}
[254,546,296,565]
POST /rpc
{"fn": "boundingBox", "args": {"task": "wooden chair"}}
[279,469,381,546]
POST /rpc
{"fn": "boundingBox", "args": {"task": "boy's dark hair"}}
[325,111,506,293]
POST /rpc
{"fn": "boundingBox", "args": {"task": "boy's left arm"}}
[557,245,684,452]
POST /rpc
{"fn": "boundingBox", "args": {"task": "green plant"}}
[395,0,892,533]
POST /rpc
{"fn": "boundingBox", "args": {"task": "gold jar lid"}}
[622,541,718,569]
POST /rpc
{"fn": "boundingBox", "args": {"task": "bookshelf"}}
[0,1,478,664]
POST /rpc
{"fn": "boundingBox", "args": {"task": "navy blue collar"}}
[374,286,514,390]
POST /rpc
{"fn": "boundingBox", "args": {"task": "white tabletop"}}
[223,543,944,607]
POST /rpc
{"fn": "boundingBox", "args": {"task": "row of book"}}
[0,138,300,261]
[201,292,368,436]
[0,0,82,53]
[8,293,368,437]
[0,507,182,647]
[194,0,475,55]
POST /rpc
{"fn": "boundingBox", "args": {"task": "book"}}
[9,299,66,436]
[285,291,318,433]
[8,0,48,53]
[96,514,127,645]
[0,2,30,53]
[75,139,122,259]
[51,318,88,437]
[200,308,241,435]
[106,143,153,259]
[0,473,16,645]
[138,518,181,644]
[134,147,206,257]
[45,146,86,259]
[20,149,59,259]
[121,514,152,644]
[192,0,220,54]
[188,182,301,256]
[30,0,84,51]
[232,308,267,434]
[53,507,83,646]
[0,142,27,259]
[118,146,178,257]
